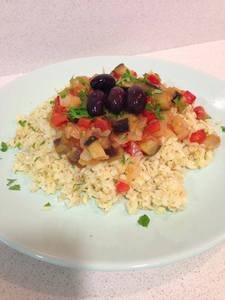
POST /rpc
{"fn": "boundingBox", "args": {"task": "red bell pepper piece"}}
[193,106,208,120]
[183,90,196,104]
[53,96,67,113]
[147,74,160,86]
[143,120,160,135]
[189,129,206,144]
[142,111,157,123]
[77,118,91,129]
[51,112,68,127]
[93,118,111,131]
[123,141,142,156]
[116,181,130,193]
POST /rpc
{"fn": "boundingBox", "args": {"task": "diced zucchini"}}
[87,141,108,160]
[139,140,160,156]
[204,134,221,150]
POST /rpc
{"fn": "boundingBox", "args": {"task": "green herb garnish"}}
[120,154,126,165]
[28,123,37,132]
[117,69,146,86]
[40,141,45,146]
[7,179,17,186]
[50,100,55,104]
[68,104,89,120]
[146,103,163,120]
[78,77,88,86]
[79,90,87,101]
[7,178,21,191]
[138,214,150,227]
[44,202,51,208]
[16,142,22,149]
[0,142,8,152]
[18,120,27,127]
[9,184,20,191]
[146,88,162,96]
[58,89,68,99]
[221,126,225,132]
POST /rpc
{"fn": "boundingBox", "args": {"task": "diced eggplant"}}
[54,138,71,155]
[139,140,160,156]
[54,138,61,146]
[112,118,129,133]
[84,136,98,146]
[105,146,118,157]
[66,148,82,164]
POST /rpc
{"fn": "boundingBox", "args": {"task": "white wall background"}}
[1,0,225,75]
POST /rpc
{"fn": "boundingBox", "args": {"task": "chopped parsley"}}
[79,90,87,101]
[146,103,163,120]
[68,104,89,120]
[7,179,17,186]
[40,141,45,146]
[78,77,88,86]
[18,120,27,127]
[138,214,150,227]
[120,154,126,165]
[50,100,55,104]
[0,142,8,152]
[7,178,21,191]
[146,88,162,96]
[28,123,37,132]
[221,126,225,132]
[9,184,21,191]
[117,69,146,86]
[58,89,68,99]
[16,142,22,149]
[44,202,51,208]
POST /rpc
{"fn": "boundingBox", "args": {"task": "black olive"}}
[126,86,147,114]
[84,136,98,146]
[105,146,118,157]
[87,90,105,117]
[90,74,116,92]
[112,118,129,133]
[53,138,61,146]
[106,87,126,113]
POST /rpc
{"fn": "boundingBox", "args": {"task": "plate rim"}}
[1,55,225,270]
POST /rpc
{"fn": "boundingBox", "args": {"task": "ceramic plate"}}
[0,56,225,270]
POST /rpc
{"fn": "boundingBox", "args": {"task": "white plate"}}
[0,56,225,271]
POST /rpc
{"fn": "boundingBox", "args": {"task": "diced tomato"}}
[142,111,157,123]
[116,181,130,193]
[183,90,196,104]
[147,74,160,86]
[77,118,91,129]
[123,141,142,156]
[53,96,68,113]
[143,120,160,136]
[131,70,137,77]
[51,112,68,127]
[93,118,111,132]
[111,71,121,80]
[193,106,208,120]
[189,129,206,144]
